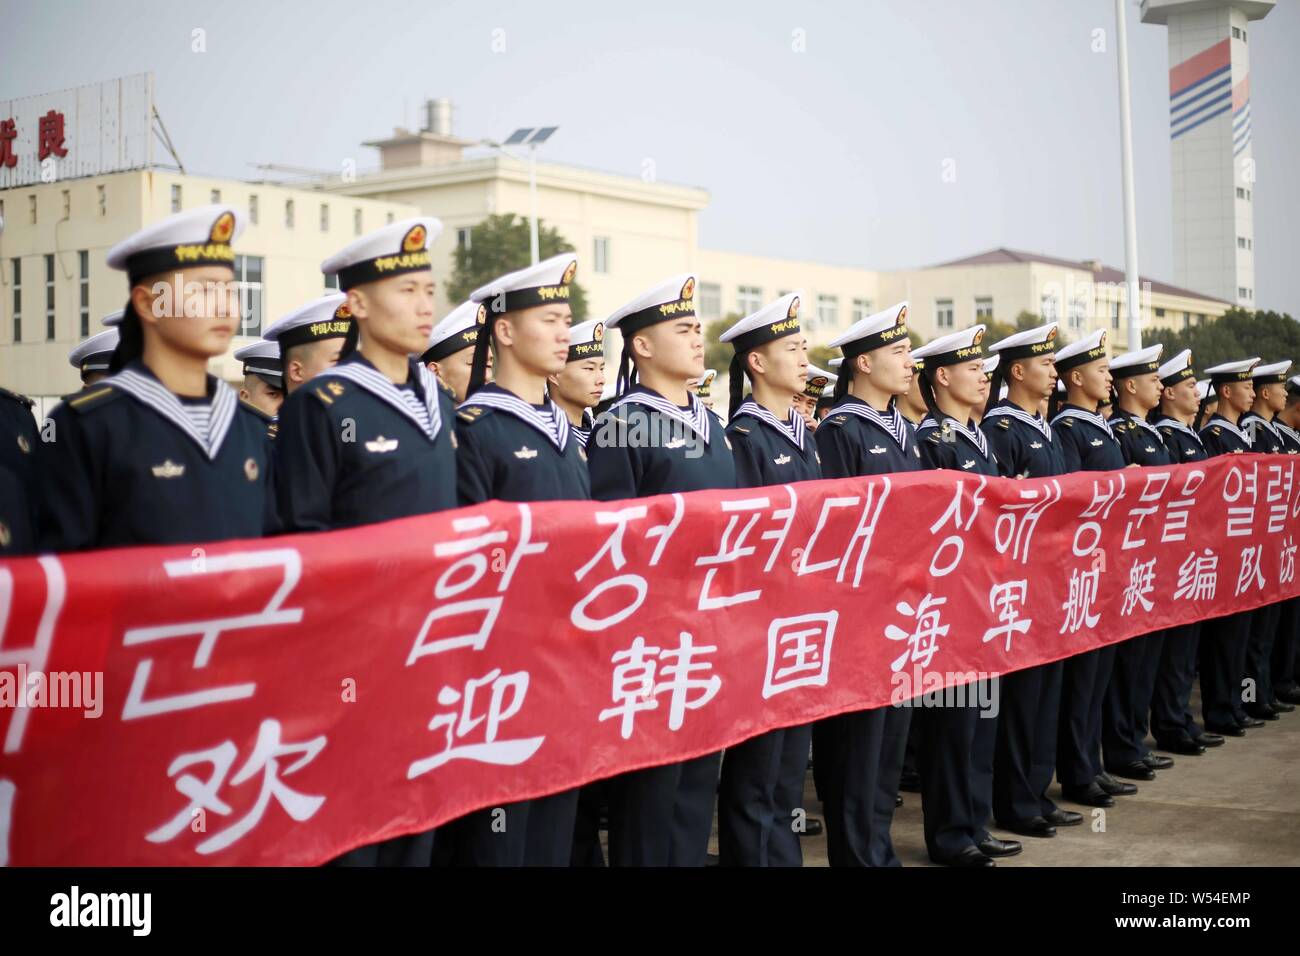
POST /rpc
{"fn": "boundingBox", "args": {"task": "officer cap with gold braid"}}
[719,292,804,418]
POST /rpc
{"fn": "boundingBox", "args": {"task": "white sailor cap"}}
[720,292,803,352]
[1289,375,1300,392]
[999,383,1010,400]
[1054,328,1109,373]
[912,324,986,367]
[804,364,837,399]
[1252,360,1292,385]
[829,301,909,358]
[828,357,843,369]
[1110,343,1164,379]
[321,217,442,291]
[1158,348,1196,386]
[234,340,283,388]
[470,253,578,315]
[692,369,718,398]
[605,273,697,335]
[988,321,1059,360]
[567,318,606,363]
[100,309,126,328]
[106,205,243,283]
[423,299,485,364]
[1204,358,1260,384]
[1195,379,1211,401]
[68,328,120,373]
[982,354,1000,380]
[263,292,353,351]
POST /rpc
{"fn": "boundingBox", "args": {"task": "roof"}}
[930,247,1231,306]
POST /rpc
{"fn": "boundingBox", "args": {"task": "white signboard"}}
[0,72,154,188]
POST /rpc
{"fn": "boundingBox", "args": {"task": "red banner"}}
[1,454,1296,865]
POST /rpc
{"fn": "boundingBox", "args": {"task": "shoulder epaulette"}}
[0,386,35,409]
[825,414,848,428]
[64,385,123,414]
[729,424,751,435]
[1060,418,1074,427]
[996,418,1010,430]
[925,432,941,444]
[238,399,273,422]
[457,404,490,424]
[309,380,348,406]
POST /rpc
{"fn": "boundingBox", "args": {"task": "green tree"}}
[1132,308,1298,372]
[808,344,839,371]
[445,213,588,321]
[704,314,741,374]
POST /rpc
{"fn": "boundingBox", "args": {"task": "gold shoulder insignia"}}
[997,418,1010,430]
[326,381,345,397]
[66,386,122,413]
[311,386,334,406]
[731,425,751,435]
[238,399,272,421]
[457,405,486,423]
[1061,418,1074,427]
[826,415,848,427]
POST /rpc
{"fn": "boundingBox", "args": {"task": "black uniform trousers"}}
[605,753,721,867]
[1058,644,1116,787]
[994,660,1064,822]
[1150,622,1204,743]
[330,832,435,867]
[915,678,996,860]
[718,722,812,866]
[1274,599,1300,698]
[1102,631,1165,765]
[1200,611,1253,729]
[1246,602,1283,706]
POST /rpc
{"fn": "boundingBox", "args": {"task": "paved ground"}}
[706,689,1300,866]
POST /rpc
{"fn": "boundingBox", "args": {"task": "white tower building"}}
[1140,0,1275,307]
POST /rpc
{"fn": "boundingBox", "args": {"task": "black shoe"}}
[1268,698,1296,713]
[996,816,1056,838]
[1104,761,1155,782]
[1142,753,1175,770]
[1244,704,1280,721]
[1062,783,1114,808]
[1096,771,1139,795]
[1240,716,1267,728]
[1194,732,1225,747]
[977,836,1022,858]
[1276,687,1300,705]
[936,845,996,868]
[799,816,824,838]
[895,793,904,808]
[1155,737,1205,756]
[1044,808,1083,827]
[899,768,922,793]
[1204,723,1246,737]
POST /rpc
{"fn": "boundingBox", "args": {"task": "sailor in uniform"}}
[1149,349,1224,755]
[547,317,606,449]
[812,300,917,867]
[981,322,1082,838]
[1272,376,1300,709]
[1048,329,1136,807]
[792,363,836,432]
[422,298,487,403]
[715,292,821,867]
[233,339,285,420]
[1103,345,1178,780]
[438,254,591,866]
[1239,360,1296,721]
[0,381,39,556]
[586,273,736,867]
[1197,359,1265,738]
[275,217,456,866]
[911,325,1018,867]
[36,205,277,551]
[67,325,120,389]
[262,292,353,395]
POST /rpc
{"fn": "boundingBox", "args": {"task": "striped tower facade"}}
[1141,0,1275,308]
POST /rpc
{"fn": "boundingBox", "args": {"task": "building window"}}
[210,189,221,204]
[325,273,341,292]
[11,258,20,343]
[1154,307,1165,318]
[817,294,839,329]
[935,298,954,330]
[593,237,610,275]
[285,200,295,229]
[851,298,873,323]
[974,296,993,321]
[1236,187,1246,199]
[699,282,722,320]
[1111,301,1120,330]
[1232,25,1241,39]
[97,184,107,216]
[386,212,395,225]
[45,254,55,341]
[249,194,259,225]
[28,194,36,223]
[1068,294,1088,332]
[1238,236,1247,249]
[320,204,329,232]
[736,285,763,316]
[235,255,264,336]
[1040,292,1058,322]
[355,209,364,236]
[62,189,70,217]
[79,250,90,337]
[170,184,182,213]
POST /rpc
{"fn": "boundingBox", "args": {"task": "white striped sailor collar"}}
[105,361,238,461]
[1203,413,1251,444]
[828,394,909,451]
[1154,417,1206,447]
[1110,406,1165,441]
[1274,421,1300,445]
[733,399,806,452]
[459,383,570,452]
[919,414,991,459]
[1240,410,1283,440]
[610,385,713,445]
[982,400,1054,442]
[318,353,443,443]
[1052,402,1116,440]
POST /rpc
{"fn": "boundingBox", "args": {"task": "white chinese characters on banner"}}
[1121,557,1157,616]
[1281,536,1297,586]
[1059,566,1101,634]
[408,669,544,778]
[1235,545,1266,597]
[983,581,1031,653]
[885,595,948,673]
[1174,549,1219,601]
[762,611,837,698]
[598,632,721,739]
[147,718,325,856]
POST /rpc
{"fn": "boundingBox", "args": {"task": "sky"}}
[3,0,1298,314]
